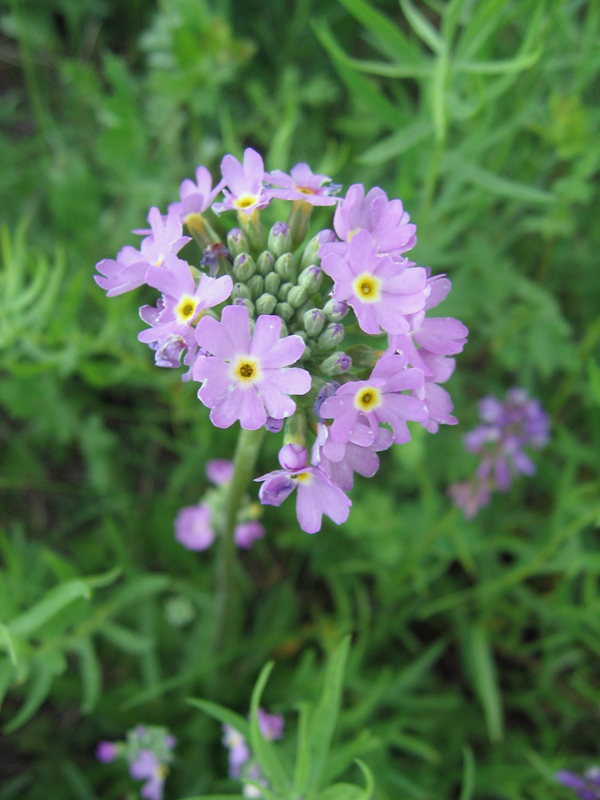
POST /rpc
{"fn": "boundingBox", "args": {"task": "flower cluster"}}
[96,148,467,533]
[174,459,264,551]
[555,767,600,800]
[96,725,176,800]
[222,708,284,798]
[449,388,550,518]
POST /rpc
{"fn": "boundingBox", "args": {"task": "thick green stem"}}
[214,426,266,655]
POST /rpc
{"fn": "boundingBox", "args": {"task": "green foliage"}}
[1,0,599,798]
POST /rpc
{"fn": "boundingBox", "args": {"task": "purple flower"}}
[223,725,251,778]
[266,163,340,206]
[321,230,428,335]
[234,521,265,548]
[256,445,351,534]
[257,708,284,740]
[313,422,393,491]
[320,355,427,445]
[213,148,270,215]
[96,740,118,763]
[206,459,234,486]
[319,183,416,261]
[129,749,166,800]
[174,503,215,551]
[169,165,225,223]
[194,305,311,430]
[138,254,233,345]
[555,768,600,799]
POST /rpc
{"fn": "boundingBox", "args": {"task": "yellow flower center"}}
[354,386,382,411]
[234,194,258,210]
[231,355,262,385]
[293,471,312,484]
[298,186,315,195]
[352,272,381,303]
[175,295,198,323]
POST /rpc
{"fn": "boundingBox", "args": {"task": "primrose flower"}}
[213,148,270,215]
[266,163,340,206]
[449,388,549,518]
[321,230,428,335]
[170,165,226,224]
[130,750,167,800]
[194,305,311,430]
[256,708,285,740]
[223,725,251,779]
[174,503,215,551]
[555,767,600,800]
[313,422,393,491]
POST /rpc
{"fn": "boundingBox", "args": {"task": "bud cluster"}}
[95,149,468,534]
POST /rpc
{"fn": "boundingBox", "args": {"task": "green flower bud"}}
[232,252,256,282]
[319,352,352,375]
[297,264,323,293]
[232,282,252,301]
[274,252,296,282]
[317,323,345,351]
[257,250,275,276]
[346,344,380,368]
[275,302,295,321]
[264,271,281,296]
[255,293,278,315]
[233,297,255,317]
[247,274,264,299]
[323,298,349,322]
[287,285,309,309]
[227,228,250,259]
[302,308,326,337]
[279,320,289,337]
[299,344,312,362]
[239,211,266,252]
[277,282,293,301]
[283,409,307,446]
[299,230,335,269]
[267,222,292,258]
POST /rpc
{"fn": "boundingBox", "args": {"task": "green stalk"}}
[214,426,266,656]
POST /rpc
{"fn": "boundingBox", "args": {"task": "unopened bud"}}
[255,293,278,315]
[283,410,307,447]
[279,443,308,470]
[299,229,336,270]
[299,344,312,362]
[319,352,352,376]
[317,323,345,351]
[233,297,255,316]
[233,252,256,282]
[232,282,252,301]
[264,271,281,296]
[277,282,293,301]
[227,228,249,259]
[247,274,264,298]
[274,252,296,282]
[302,308,326,337]
[297,264,323,293]
[239,210,266,252]
[257,250,274,276]
[346,344,380,368]
[265,416,284,434]
[287,285,309,309]
[323,298,349,322]
[275,302,294,321]
[313,380,341,419]
[279,320,289,337]
[267,222,292,258]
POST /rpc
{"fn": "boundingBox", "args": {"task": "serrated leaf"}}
[187,698,250,740]
[250,662,292,793]
[8,580,91,639]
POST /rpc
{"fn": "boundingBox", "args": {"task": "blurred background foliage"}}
[0,0,599,797]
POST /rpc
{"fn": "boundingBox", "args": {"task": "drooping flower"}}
[256,444,351,534]
[213,148,270,215]
[320,354,427,445]
[321,230,428,335]
[266,163,340,206]
[174,503,215,551]
[194,305,311,430]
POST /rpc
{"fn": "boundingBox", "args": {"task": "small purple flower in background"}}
[223,725,251,778]
[449,388,549,518]
[206,458,234,486]
[234,521,265,549]
[174,504,215,551]
[222,708,284,793]
[96,725,175,800]
[556,767,600,799]
[256,708,284,740]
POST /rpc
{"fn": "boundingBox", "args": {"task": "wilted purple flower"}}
[234,521,265,548]
[194,305,311,430]
[321,231,428,335]
[556,767,600,799]
[174,503,215,551]
[449,388,549,518]
[256,445,351,534]
[169,165,225,223]
[213,148,270,215]
[96,740,118,763]
[266,163,339,206]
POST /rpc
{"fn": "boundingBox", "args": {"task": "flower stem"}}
[214,426,265,656]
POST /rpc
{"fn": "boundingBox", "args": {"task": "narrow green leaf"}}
[109,574,171,611]
[399,0,445,54]
[458,746,476,800]
[337,0,424,64]
[250,662,292,793]
[84,565,122,589]
[0,625,18,665]
[358,121,432,165]
[178,796,245,800]
[0,658,14,712]
[441,0,470,44]
[454,45,542,75]
[292,702,312,797]
[456,0,513,60]
[98,621,152,654]
[451,160,556,204]
[467,623,504,743]
[187,698,250,740]
[387,638,448,694]
[430,50,449,140]
[4,661,54,733]
[309,635,351,789]
[8,580,91,639]
[588,359,600,406]
[318,785,364,800]
[322,730,374,785]
[70,638,102,714]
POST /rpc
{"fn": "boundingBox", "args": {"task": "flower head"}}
[213,148,270,215]
[170,165,225,223]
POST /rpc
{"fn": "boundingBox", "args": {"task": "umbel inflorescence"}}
[95,148,468,533]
